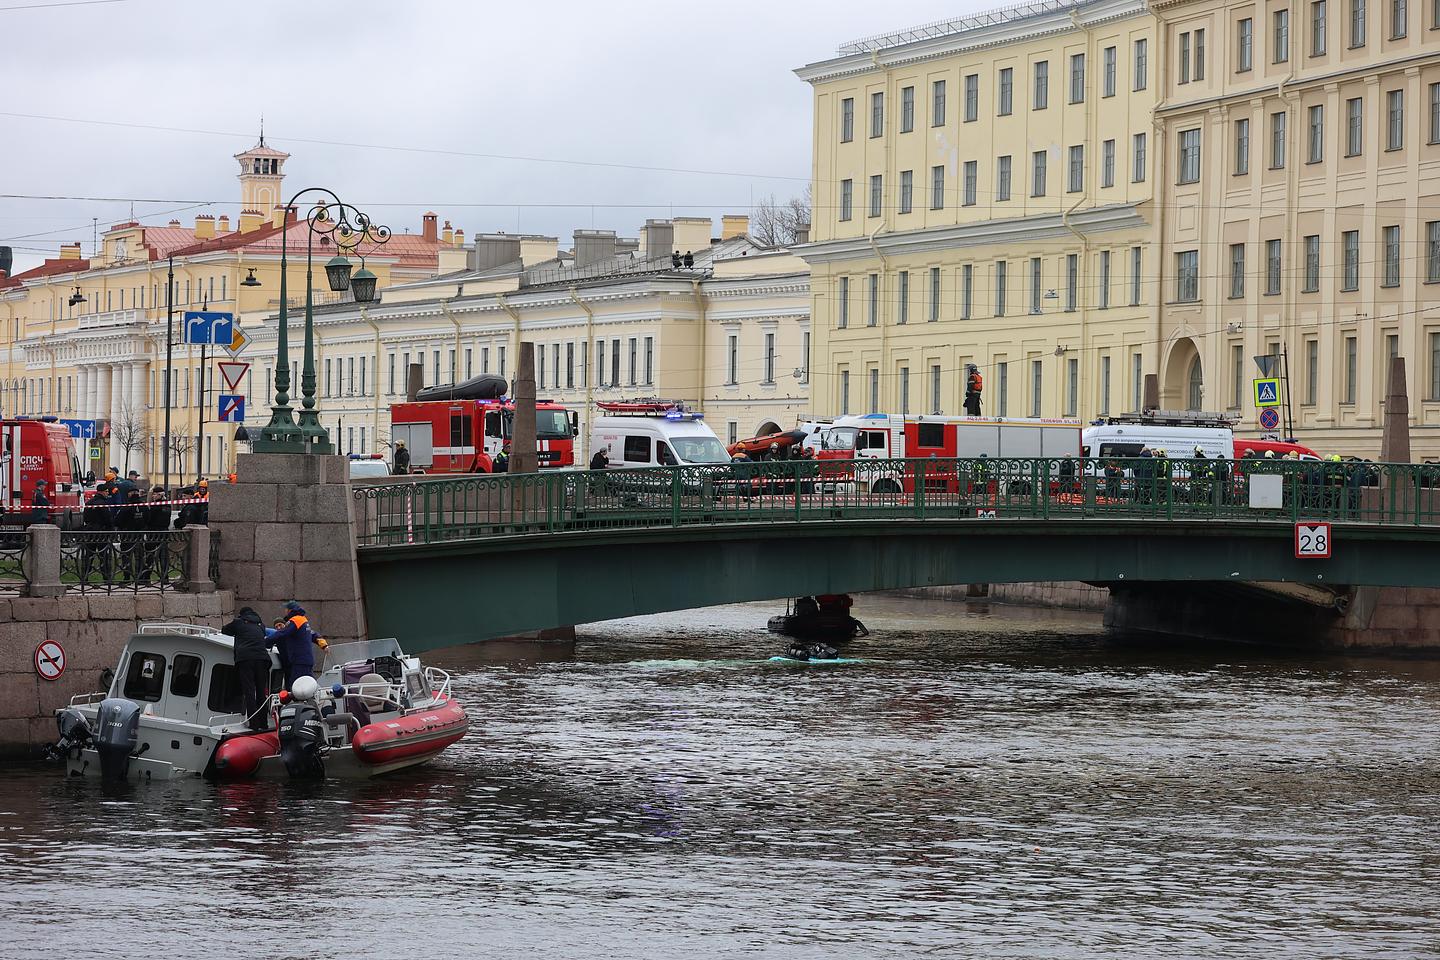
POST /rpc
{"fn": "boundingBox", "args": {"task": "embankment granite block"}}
[305,599,365,641]
[236,453,347,486]
[301,523,359,562]
[208,483,279,523]
[290,561,362,602]
[220,560,264,598]
[253,522,302,560]
[276,485,354,524]
[86,596,139,620]
[0,673,41,721]
[162,593,199,617]
[262,561,297,600]
[11,597,87,622]
[217,524,256,562]
[0,620,48,648]
[196,593,223,617]
[134,595,164,619]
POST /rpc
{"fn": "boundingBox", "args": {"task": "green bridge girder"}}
[356,518,1440,652]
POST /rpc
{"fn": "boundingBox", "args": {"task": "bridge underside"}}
[357,520,1440,652]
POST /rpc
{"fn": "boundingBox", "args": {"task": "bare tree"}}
[165,433,195,485]
[751,189,812,247]
[111,402,149,474]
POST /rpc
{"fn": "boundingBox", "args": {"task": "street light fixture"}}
[241,268,261,288]
[250,188,390,455]
[68,286,86,307]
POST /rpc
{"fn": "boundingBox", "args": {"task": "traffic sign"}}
[1253,378,1282,407]
[1295,522,1332,558]
[1254,354,1279,377]
[183,310,234,346]
[217,394,245,423]
[1259,407,1281,430]
[34,640,66,680]
[59,418,97,439]
[975,508,998,519]
[217,361,250,392]
[87,447,101,460]
[224,327,251,357]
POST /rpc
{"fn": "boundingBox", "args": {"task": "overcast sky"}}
[0,0,987,272]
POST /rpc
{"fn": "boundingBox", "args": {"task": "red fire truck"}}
[1,417,84,525]
[390,398,578,474]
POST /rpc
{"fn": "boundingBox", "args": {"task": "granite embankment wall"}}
[891,581,1109,612]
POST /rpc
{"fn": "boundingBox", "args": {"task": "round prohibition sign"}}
[34,640,66,681]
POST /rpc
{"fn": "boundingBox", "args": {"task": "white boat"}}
[51,623,469,782]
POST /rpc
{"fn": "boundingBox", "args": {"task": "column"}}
[95,365,112,421]
[76,366,90,420]
[128,361,144,415]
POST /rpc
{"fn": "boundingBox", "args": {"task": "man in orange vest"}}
[964,364,983,416]
[269,601,328,688]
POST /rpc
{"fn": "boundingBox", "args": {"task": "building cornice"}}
[794,202,1151,264]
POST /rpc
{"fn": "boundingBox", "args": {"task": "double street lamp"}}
[251,187,389,455]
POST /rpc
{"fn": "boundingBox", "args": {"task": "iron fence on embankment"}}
[351,457,1440,548]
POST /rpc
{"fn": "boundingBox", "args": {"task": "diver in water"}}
[786,640,839,661]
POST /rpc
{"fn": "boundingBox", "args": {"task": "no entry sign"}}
[34,640,66,680]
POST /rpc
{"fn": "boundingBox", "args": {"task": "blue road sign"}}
[58,418,97,439]
[217,394,245,423]
[1253,378,1281,407]
[183,310,234,346]
[1259,407,1281,430]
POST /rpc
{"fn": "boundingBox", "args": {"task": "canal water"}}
[3,596,1439,959]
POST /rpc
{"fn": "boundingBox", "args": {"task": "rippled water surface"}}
[3,596,1440,959]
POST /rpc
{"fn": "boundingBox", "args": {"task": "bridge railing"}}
[351,457,1440,547]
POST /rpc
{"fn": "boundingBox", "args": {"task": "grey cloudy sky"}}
[0,0,982,271]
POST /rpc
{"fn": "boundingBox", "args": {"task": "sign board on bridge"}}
[1295,522,1332,558]
[975,508,997,519]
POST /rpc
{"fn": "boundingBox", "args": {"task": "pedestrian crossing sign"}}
[1253,377,1282,407]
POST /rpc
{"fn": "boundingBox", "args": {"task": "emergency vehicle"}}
[813,414,1083,494]
[590,401,730,467]
[389,399,578,474]
[1,417,84,526]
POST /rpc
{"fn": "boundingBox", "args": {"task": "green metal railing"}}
[352,458,1440,548]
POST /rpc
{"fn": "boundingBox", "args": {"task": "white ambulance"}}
[589,402,730,468]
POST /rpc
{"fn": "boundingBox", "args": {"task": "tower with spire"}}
[234,125,289,232]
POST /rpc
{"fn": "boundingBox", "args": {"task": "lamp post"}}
[163,255,173,492]
[251,188,389,455]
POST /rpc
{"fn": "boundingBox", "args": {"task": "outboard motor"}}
[278,677,326,778]
[48,707,94,760]
[93,698,141,782]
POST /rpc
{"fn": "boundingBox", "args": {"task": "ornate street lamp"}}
[241,268,261,288]
[68,286,86,307]
[250,188,390,455]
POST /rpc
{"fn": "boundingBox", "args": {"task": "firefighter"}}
[493,443,511,474]
[393,440,411,475]
[964,364,983,416]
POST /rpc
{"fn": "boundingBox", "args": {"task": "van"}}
[1082,423,1232,460]
[590,409,730,468]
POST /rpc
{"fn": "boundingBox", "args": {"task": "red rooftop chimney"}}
[422,212,438,243]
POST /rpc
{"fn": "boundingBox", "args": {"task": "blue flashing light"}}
[665,409,683,421]
[331,683,346,697]
[39,415,58,423]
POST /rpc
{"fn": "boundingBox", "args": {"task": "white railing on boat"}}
[137,622,223,638]
[424,666,453,701]
[69,692,108,706]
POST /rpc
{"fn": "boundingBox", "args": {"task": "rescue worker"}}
[1155,448,1172,503]
[1135,448,1155,504]
[1103,460,1123,503]
[29,479,50,526]
[1190,446,1210,506]
[140,487,170,584]
[79,480,114,583]
[493,443,511,474]
[269,601,326,689]
[393,440,411,475]
[221,606,272,731]
[589,447,610,471]
[964,364,983,416]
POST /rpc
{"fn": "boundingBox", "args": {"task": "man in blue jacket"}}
[269,601,325,688]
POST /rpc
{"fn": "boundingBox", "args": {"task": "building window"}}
[900,85,915,132]
[1032,150,1048,195]
[1066,253,1078,311]
[1100,355,1112,415]
[840,98,853,142]
[1066,358,1079,416]
[1383,225,1401,286]
[869,174,883,217]
[1351,0,1368,44]
[1068,144,1085,192]
[870,91,884,137]
[930,267,942,322]
[1230,243,1247,298]
[840,179,853,220]
[1392,0,1408,36]
[1312,0,1328,53]
[1304,234,1321,291]
[933,79,947,126]
[1131,246,1142,305]
[1133,132,1148,182]
[1427,220,1440,282]
[1387,89,1404,150]
[1133,352,1144,411]
[1306,339,1319,404]
[964,73,979,121]
[1030,257,1043,314]
[838,277,849,328]
[1342,230,1360,290]
[1195,29,1206,78]
[1275,8,1291,61]
[1101,139,1115,188]
[899,169,913,213]
[998,67,1014,115]
[1266,239,1283,294]
[963,160,978,206]
[1344,336,1358,403]
[800,332,808,383]
[997,155,1012,201]
[1431,332,1440,399]
[931,165,945,209]
[1347,97,1364,155]
[1099,250,1111,308]
[1031,359,1044,416]
[1103,45,1117,96]
[1181,32,1193,83]
[869,369,879,413]
[961,264,973,319]
[1430,82,1440,143]
[1134,38,1148,90]
[998,361,1009,416]
[995,260,1008,317]
[1271,111,1287,168]
[1034,60,1049,109]
[868,273,879,325]
[1308,104,1325,162]
[1178,128,1201,183]
[1069,53,1086,103]
[564,343,574,388]
[931,364,942,414]
[898,271,910,324]
[899,366,910,414]
[840,370,850,414]
[1235,118,1251,174]
[1177,250,1200,301]
[764,333,775,384]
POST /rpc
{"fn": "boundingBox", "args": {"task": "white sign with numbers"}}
[975,509,997,519]
[1294,522,1332,559]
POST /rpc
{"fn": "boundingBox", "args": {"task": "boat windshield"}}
[672,437,730,464]
[325,637,406,666]
[822,427,858,451]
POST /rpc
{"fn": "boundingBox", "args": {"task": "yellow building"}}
[1154,0,1440,457]
[252,215,811,459]
[0,137,461,479]
[796,0,1159,421]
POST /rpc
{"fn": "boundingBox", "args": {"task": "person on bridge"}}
[222,606,272,731]
[493,443,511,474]
[1102,461,1123,502]
[964,364,983,416]
[270,601,326,689]
[28,479,50,526]
[589,447,610,471]
[393,441,411,475]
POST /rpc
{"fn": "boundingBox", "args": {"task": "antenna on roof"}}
[258,114,265,147]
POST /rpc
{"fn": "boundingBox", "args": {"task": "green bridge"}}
[350,457,1440,652]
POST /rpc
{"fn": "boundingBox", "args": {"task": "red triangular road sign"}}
[217,361,249,393]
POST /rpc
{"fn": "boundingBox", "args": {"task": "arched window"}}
[1187,355,1204,409]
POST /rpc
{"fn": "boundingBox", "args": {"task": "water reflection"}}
[3,596,1438,959]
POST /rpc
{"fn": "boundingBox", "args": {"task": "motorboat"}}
[767,596,869,644]
[50,624,468,782]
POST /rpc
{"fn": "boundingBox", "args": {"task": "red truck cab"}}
[390,399,578,474]
[2,417,83,526]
